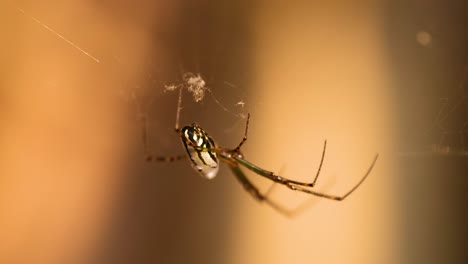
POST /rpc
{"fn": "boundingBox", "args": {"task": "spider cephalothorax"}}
[180,124,219,179]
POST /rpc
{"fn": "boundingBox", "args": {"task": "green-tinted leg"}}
[229,164,302,217]
[234,153,379,201]
[233,140,327,188]
[232,115,325,188]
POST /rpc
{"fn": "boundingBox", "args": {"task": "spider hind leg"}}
[145,154,186,162]
[138,93,186,163]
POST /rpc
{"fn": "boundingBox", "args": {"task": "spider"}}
[142,88,379,215]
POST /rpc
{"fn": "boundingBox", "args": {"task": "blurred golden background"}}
[0,0,466,264]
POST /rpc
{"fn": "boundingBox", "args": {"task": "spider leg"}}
[233,140,327,188]
[145,154,186,162]
[229,164,300,217]
[138,97,186,163]
[263,163,288,198]
[309,140,326,187]
[232,114,325,187]
[286,154,378,200]
[174,85,183,132]
[234,113,250,151]
[234,153,379,201]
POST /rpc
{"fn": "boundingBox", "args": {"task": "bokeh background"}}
[1,0,467,263]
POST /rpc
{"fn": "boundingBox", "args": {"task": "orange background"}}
[1,1,466,264]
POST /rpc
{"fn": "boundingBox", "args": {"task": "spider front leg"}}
[234,153,379,201]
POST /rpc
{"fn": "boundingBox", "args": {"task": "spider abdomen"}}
[181,125,219,179]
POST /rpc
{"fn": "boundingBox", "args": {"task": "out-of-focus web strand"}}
[16,7,100,63]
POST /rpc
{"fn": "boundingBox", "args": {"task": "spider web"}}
[425,70,468,155]
[396,16,468,157]
[7,1,251,129]
[2,2,257,263]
